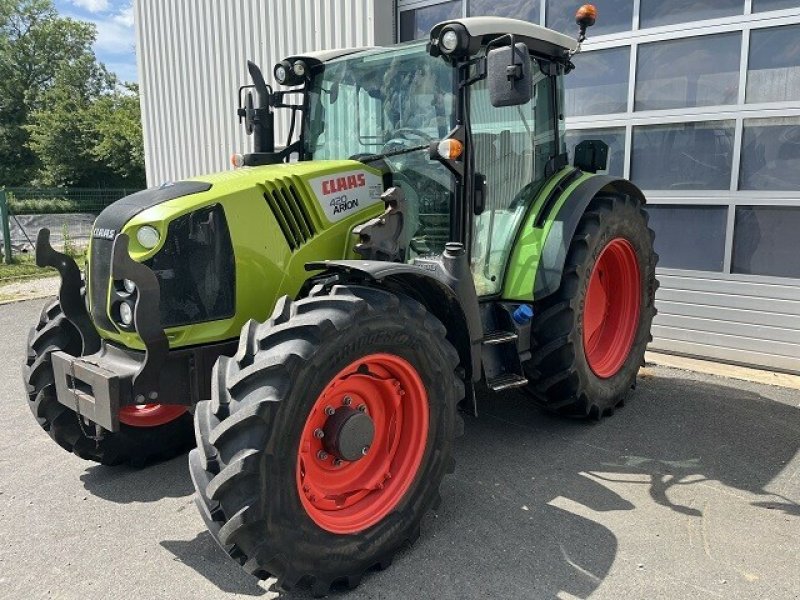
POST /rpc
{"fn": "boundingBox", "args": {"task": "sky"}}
[54,0,138,83]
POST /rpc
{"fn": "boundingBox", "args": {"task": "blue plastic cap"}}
[512,304,534,325]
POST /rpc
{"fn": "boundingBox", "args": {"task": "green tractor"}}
[24,6,657,595]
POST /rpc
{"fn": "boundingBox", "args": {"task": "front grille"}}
[263,179,317,250]
[144,204,235,328]
[89,237,115,331]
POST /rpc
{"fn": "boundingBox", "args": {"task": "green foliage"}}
[0,0,146,188]
[0,248,85,283]
[87,84,146,185]
[7,195,80,214]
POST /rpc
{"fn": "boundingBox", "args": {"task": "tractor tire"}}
[23,298,194,466]
[190,285,463,596]
[524,194,658,418]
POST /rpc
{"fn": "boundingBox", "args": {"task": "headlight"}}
[440,29,459,53]
[136,225,160,249]
[123,279,136,294]
[293,60,307,77]
[119,301,134,326]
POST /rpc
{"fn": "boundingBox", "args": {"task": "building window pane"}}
[739,117,800,191]
[753,0,800,11]
[635,34,741,111]
[546,0,633,36]
[733,206,800,278]
[639,0,742,29]
[631,121,735,190]
[469,0,539,21]
[565,47,629,116]
[399,1,463,42]
[746,24,800,104]
[646,206,728,271]
[565,128,626,177]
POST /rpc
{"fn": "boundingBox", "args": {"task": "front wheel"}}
[23,299,194,466]
[190,285,463,595]
[525,194,658,418]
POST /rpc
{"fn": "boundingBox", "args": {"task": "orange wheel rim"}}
[118,404,187,427]
[583,238,641,379]
[296,353,429,534]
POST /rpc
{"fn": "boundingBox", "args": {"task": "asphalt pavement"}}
[1,298,798,600]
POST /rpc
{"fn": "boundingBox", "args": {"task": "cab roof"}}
[431,17,578,57]
[281,17,577,67]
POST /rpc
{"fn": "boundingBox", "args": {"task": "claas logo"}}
[322,173,367,196]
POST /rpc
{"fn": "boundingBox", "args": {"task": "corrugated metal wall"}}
[650,273,800,374]
[134,0,394,186]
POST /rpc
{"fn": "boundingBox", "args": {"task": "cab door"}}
[469,59,560,296]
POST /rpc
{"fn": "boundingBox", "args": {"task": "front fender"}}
[306,257,483,383]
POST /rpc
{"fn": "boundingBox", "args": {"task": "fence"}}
[0,188,140,264]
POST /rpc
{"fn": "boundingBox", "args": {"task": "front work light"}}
[274,60,291,84]
[440,29,459,53]
[293,60,307,77]
[436,24,468,58]
[136,225,160,250]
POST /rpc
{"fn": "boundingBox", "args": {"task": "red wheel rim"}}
[583,238,641,379]
[118,404,187,427]
[296,353,429,534]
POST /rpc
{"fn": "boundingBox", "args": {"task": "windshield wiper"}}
[353,143,429,165]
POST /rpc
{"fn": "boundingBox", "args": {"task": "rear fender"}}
[534,176,647,301]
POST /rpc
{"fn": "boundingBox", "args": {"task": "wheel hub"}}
[322,407,375,462]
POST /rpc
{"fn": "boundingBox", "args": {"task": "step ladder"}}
[482,329,528,392]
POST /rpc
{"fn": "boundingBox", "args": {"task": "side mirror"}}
[574,139,609,173]
[487,43,532,108]
[242,90,256,135]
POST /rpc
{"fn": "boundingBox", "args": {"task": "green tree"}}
[0,0,102,185]
[87,83,146,186]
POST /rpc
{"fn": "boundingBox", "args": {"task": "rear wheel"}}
[23,299,194,466]
[190,285,463,595]
[525,194,658,418]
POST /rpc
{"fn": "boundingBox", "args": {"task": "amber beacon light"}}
[576,4,598,29]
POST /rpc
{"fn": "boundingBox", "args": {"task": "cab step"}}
[487,373,529,392]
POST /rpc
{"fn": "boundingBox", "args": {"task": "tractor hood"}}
[88,160,386,350]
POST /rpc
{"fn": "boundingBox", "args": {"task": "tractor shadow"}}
[160,368,799,599]
[80,454,194,503]
[160,532,269,597]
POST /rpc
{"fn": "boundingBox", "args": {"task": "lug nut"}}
[314,428,324,439]
[333,459,343,467]
[317,450,329,460]
[361,446,370,456]
[357,404,367,412]
[342,396,352,406]
[325,406,335,416]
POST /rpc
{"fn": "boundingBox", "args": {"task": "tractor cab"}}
[238,17,589,298]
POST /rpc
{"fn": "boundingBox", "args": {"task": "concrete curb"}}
[646,351,800,391]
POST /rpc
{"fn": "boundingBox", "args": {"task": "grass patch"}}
[0,251,85,283]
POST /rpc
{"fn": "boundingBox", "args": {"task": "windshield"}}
[304,43,458,257]
[304,43,455,160]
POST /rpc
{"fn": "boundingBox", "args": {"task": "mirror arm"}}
[460,57,487,89]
